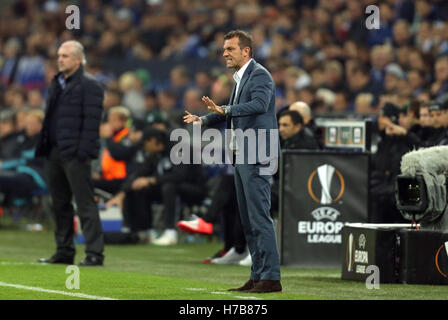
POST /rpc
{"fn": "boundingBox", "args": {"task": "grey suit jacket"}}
[201,59,279,168]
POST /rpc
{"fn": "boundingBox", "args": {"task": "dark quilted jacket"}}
[35,67,104,161]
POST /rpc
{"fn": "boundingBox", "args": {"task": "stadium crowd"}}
[1,0,448,265]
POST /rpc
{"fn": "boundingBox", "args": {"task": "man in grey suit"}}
[184,30,282,293]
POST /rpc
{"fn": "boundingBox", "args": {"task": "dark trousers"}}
[234,163,281,281]
[45,147,104,259]
[123,181,206,232]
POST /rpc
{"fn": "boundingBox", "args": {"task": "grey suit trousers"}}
[234,162,281,281]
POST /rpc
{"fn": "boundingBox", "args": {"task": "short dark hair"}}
[224,30,254,57]
[142,127,168,145]
[279,110,304,126]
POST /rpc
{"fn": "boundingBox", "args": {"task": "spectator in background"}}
[14,34,45,91]
[141,89,165,129]
[0,109,46,207]
[27,89,44,109]
[355,93,375,115]
[289,101,322,148]
[119,71,145,120]
[194,71,212,97]
[428,101,448,146]
[431,55,448,98]
[103,88,123,112]
[170,65,191,108]
[370,102,416,223]
[408,69,427,98]
[0,38,22,88]
[347,63,383,109]
[158,89,183,129]
[393,19,414,48]
[323,60,344,93]
[94,106,135,195]
[4,86,27,109]
[107,128,207,246]
[0,109,25,160]
[384,63,406,95]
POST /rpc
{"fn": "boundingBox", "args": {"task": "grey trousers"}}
[234,163,281,281]
[45,147,104,259]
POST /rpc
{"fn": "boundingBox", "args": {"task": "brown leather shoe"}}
[228,280,258,292]
[245,280,282,293]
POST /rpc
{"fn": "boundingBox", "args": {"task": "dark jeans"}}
[0,172,38,204]
[123,181,206,232]
[45,147,104,259]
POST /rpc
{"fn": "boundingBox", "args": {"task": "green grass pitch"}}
[1,226,448,300]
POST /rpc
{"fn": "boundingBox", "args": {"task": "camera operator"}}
[370,102,419,223]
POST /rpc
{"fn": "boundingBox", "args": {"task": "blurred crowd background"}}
[1,0,448,122]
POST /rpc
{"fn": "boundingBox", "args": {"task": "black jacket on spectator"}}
[281,127,320,150]
[370,131,416,223]
[0,130,26,160]
[121,146,206,193]
[35,66,104,161]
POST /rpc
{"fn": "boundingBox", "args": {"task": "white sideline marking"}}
[234,295,262,300]
[0,281,118,300]
[185,287,206,291]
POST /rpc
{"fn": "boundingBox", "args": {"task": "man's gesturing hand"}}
[183,110,202,124]
[202,96,224,115]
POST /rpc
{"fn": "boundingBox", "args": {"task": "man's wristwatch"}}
[221,105,232,115]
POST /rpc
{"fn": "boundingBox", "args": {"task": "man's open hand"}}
[183,111,202,124]
[202,96,224,115]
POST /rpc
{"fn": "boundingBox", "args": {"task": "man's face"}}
[222,37,249,70]
[107,113,126,132]
[24,115,42,137]
[144,137,164,154]
[430,110,447,128]
[435,59,448,83]
[419,107,433,127]
[278,115,301,140]
[0,121,15,137]
[398,112,410,129]
[57,44,81,75]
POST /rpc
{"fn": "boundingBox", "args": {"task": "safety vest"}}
[101,127,129,180]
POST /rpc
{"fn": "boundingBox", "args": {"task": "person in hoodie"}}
[0,109,47,206]
[106,127,207,246]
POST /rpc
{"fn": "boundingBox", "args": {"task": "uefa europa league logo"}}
[317,164,335,205]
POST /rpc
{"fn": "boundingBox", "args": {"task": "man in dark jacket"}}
[278,110,320,150]
[271,110,320,213]
[36,41,105,266]
[370,102,416,223]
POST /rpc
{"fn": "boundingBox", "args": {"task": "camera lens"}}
[403,182,421,205]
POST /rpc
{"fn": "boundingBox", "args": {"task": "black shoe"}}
[228,280,258,292]
[79,255,104,266]
[244,280,282,293]
[38,254,74,265]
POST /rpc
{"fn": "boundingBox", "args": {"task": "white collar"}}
[233,58,253,84]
